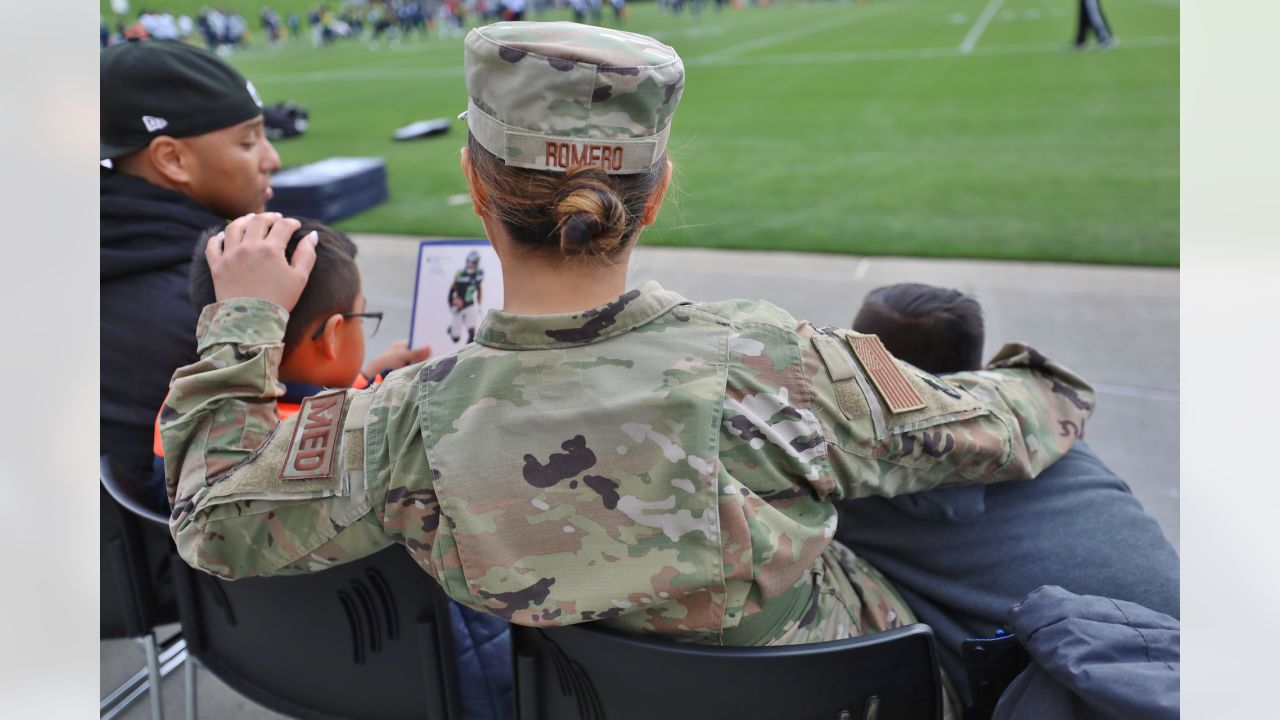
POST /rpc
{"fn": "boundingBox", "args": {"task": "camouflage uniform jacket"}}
[163,281,1095,646]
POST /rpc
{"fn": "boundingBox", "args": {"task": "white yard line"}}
[853,257,872,281]
[253,32,1179,83]
[960,0,1007,54]
[710,35,1179,67]
[691,0,915,64]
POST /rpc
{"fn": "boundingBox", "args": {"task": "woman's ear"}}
[640,160,673,227]
[460,147,488,218]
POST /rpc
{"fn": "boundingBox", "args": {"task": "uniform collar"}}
[476,280,690,350]
[281,380,328,404]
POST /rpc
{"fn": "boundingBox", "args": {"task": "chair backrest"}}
[172,546,461,720]
[100,456,178,639]
[100,454,170,526]
[512,623,943,720]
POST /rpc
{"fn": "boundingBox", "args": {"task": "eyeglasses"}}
[311,311,384,340]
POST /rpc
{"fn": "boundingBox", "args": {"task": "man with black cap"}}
[101,39,280,497]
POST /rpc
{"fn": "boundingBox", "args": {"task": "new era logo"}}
[142,115,169,133]
[246,81,263,108]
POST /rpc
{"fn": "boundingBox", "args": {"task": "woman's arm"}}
[160,214,418,579]
[804,324,1095,499]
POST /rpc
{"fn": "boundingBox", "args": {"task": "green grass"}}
[104,0,1179,265]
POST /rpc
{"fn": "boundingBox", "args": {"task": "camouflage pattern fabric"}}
[162,282,1094,648]
[463,21,684,174]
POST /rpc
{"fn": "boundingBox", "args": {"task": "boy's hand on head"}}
[364,339,432,378]
[206,213,315,312]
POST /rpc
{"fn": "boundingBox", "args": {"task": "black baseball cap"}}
[101,40,265,160]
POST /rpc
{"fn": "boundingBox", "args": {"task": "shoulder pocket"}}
[203,389,368,511]
[813,330,989,453]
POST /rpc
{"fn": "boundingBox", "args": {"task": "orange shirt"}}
[153,373,380,457]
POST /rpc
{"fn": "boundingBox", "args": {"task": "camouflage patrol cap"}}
[462,21,684,175]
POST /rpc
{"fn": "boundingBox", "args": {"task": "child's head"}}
[191,218,368,387]
[853,283,985,375]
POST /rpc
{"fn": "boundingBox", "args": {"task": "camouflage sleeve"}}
[161,299,394,579]
[803,325,1095,500]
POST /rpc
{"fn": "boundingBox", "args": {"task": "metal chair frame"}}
[100,455,184,720]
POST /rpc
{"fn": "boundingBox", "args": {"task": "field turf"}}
[103,0,1179,265]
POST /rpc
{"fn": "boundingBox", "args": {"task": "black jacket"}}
[101,170,224,484]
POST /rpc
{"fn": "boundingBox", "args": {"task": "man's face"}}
[180,116,281,218]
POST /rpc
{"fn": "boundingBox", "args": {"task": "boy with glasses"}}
[152,218,428,481]
[192,217,428,415]
[176,216,514,717]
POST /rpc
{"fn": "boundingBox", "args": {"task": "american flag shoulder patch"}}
[848,335,927,414]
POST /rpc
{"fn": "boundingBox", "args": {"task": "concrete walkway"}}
[101,238,1178,719]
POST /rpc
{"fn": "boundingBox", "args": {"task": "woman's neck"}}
[499,248,633,315]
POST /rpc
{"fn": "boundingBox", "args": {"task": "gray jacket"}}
[994,585,1179,720]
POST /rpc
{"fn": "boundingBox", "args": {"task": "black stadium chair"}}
[512,622,943,720]
[172,544,461,720]
[101,455,184,720]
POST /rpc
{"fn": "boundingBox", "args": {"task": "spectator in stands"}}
[161,19,1092,667]
[836,283,1179,714]
[183,221,506,719]
[169,221,429,465]
[101,40,280,491]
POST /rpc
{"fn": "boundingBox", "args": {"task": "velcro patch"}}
[848,335,927,414]
[280,390,348,481]
[813,335,857,382]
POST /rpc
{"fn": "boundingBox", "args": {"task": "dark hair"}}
[852,283,985,374]
[466,132,667,260]
[189,218,360,355]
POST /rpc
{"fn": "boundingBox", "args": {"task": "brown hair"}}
[190,218,360,355]
[466,132,667,260]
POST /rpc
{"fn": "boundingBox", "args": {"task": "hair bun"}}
[553,166,628,257]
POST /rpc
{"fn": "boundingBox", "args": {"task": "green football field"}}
[104,0,1179,265]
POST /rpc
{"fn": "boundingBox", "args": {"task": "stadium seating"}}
[172,544,461,720]
[100,455,183,720]
[512,621,943,720]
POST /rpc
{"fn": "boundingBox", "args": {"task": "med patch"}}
[281,390,349,481]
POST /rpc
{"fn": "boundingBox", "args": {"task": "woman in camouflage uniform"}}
[162,22,1093,651]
